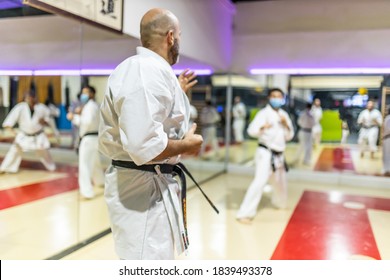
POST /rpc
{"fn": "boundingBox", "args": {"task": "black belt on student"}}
[384,134,390,141]
[76,132,98,154]
[300,128,312,133]
[22,130,44,137]
[111,159,219,250]
[80,131,98,141]
[362,125,378,129]
[258,143,289,172]
[202,123,217,128]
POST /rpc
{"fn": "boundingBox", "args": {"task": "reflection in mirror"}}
[231,72,389,178]
[0,5,82,259]
[181,76,226,183]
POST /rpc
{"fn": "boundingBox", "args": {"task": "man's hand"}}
[260,122,272,131]
[74,106,82,114]
[66,112,74,121]
[39,118,48,126]
[183,123,203,156]
[178,69,198,93]
[280,115,288,127]
[2,126,16,137]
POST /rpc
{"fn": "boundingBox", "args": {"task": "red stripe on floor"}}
[314,147,355,172]
[0,160,78,210]
[271,190,390,260]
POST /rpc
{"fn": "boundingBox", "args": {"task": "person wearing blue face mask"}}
[236,88,294,224]
[67,85,104,199]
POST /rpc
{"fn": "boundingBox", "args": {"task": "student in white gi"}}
[44,99,61,144]
[199,100,221,157]
[68,94,82,149]
[189,104,198,127]
[357,100,383,159]
[311,98,323,148]
[99,8,202,260]
[0,91,56,173]
[67,86,104,199]
[340,119,350,145]
[232,96,247,144]
[236,88,294,224]
[294,103,315,165]
[382,108,390,176]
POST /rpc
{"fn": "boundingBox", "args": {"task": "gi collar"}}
[136,46,174,73]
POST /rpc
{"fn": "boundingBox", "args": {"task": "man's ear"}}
[167,30,174,45]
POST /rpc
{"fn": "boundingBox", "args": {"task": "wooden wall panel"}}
[17,76,62,105]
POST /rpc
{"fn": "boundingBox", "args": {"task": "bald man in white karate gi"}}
[99,9,203,260]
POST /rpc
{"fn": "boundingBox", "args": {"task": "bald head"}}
[140,8,179,48]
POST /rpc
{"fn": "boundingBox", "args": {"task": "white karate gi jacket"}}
[2,102,51,151]
[99,47,190,259]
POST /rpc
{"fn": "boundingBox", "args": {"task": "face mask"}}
[269,98,285,109]
[80,93,89,104]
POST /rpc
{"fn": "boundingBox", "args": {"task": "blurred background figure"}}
[236,88,294,224]
[200,100,221,158]
[357,100,383,159]
[232,96,247,144]
[44,98,61,144]
[67,86,103,199]
[294,103,315,166]
[67,93,82,149]
[311,98,323,148]
[189,104,198,128]
[383,107,390,176]
[340,119,350,145]
[0,91,56,173]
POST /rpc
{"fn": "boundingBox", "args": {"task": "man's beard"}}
[169,39,180,65]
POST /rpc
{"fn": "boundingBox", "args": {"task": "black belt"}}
[362,125,378,129]
[384,134,390,141]
[22,130,43,137]
[76,132,98,154]
[300,128,312,133]
[258,143,289,172]
[80,131,98,140]
[111,160,219,250]
[202,123,216,128]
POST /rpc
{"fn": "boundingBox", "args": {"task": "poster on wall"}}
[23,0,123,32]
[0,86,3,107]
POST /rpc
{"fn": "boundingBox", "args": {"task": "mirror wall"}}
[0,2,227,259]
[226,72,390,178]
[0,6,82,259]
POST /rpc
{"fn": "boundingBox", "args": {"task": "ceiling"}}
[0,0,23,10]
[0,14,212,71]
[234,0,390,34]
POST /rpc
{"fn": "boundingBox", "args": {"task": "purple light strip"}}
[173,69,213,75]
[0,68,213,76]
[0,69,113,76]
[0,70,33,76]
[34,70,81,76]
[250,68,390,75]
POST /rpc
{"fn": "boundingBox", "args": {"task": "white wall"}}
[89,76,108,103]
[233,29,390,73]
[0,76,10,107]
[122,0,235,71]
[232,0,390,73]
[61,76,81,106]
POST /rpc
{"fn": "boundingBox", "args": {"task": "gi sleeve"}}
[247,110,265,138]
[375,111,383,127]
[283,112,294,142]
[357,111,364,125]
[2,104,21,128]
[116,67,172,165]
[78,102,97,136]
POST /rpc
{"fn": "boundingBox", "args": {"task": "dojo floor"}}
[0,135,389,260]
